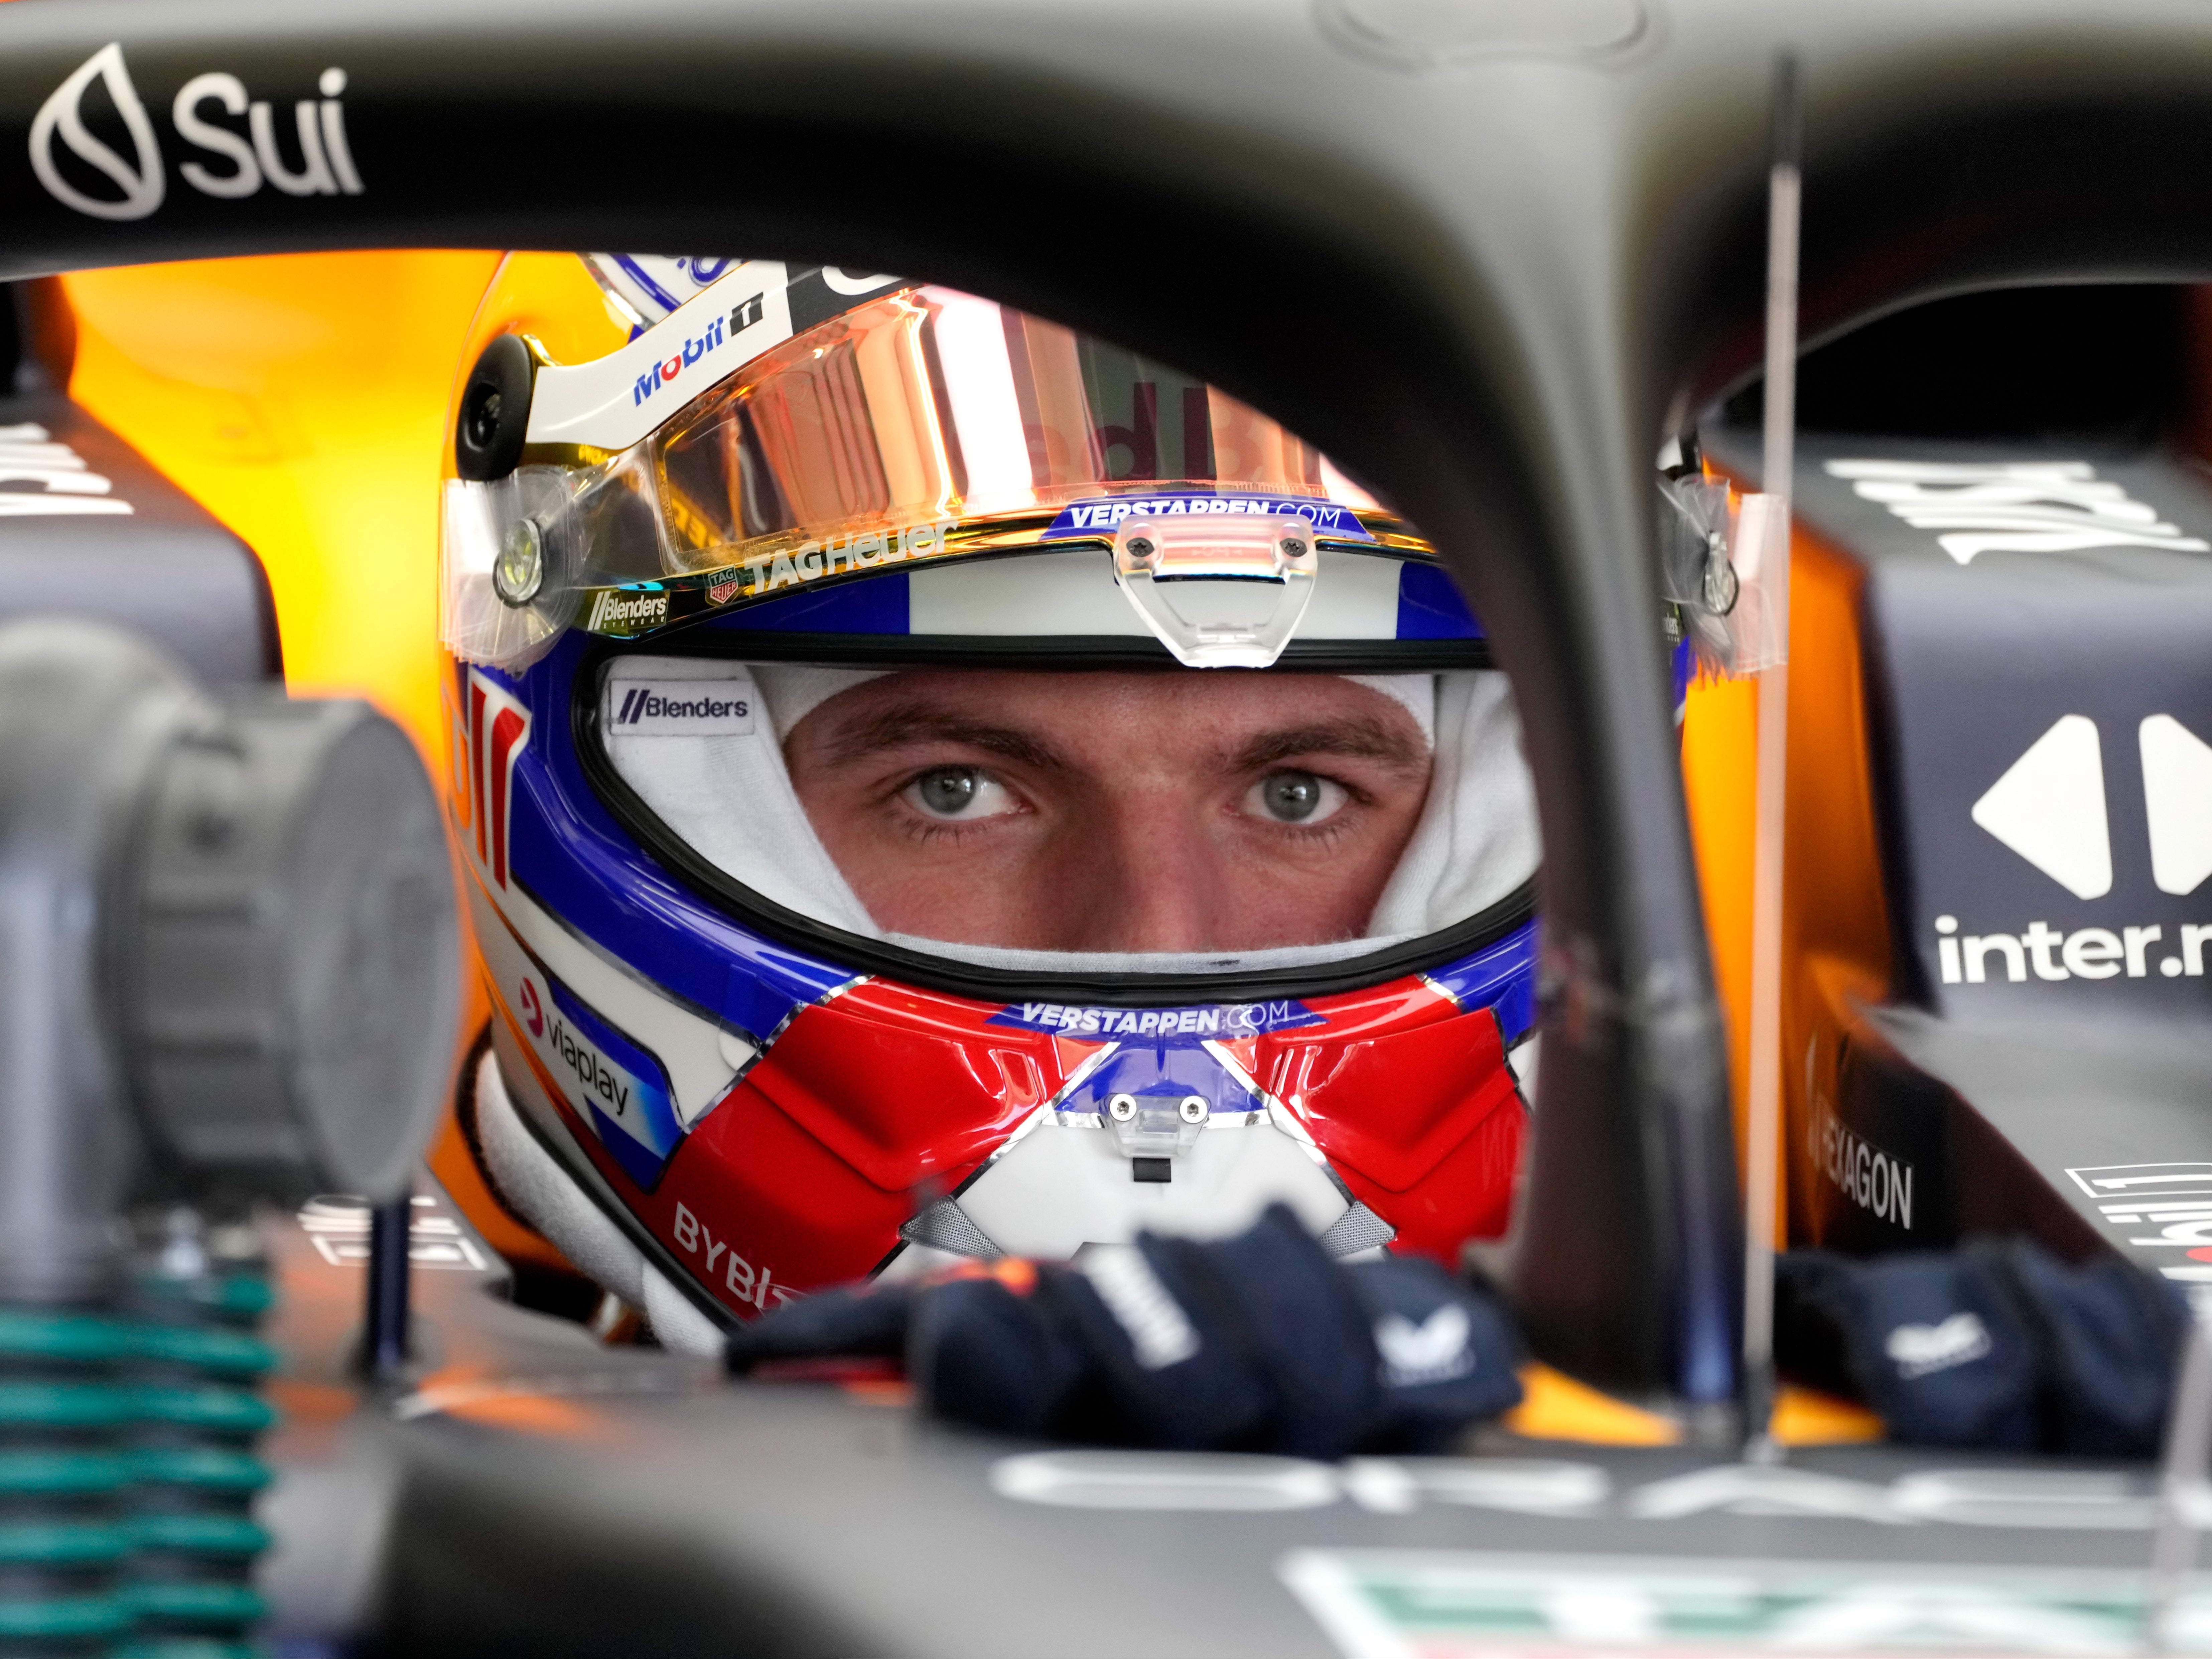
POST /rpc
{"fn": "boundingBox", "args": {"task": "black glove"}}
[2008,1243,2189,1457]
[729,1203,1523,1456]
[1775,1238,2189,1454]
[723,1276,915,1368]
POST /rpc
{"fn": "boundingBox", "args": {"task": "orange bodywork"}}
[58,253,499,747]
[51,250,567,1273]
[1682,507,1895,1247]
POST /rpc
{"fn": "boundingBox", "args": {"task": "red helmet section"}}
[1264,981,1524,1262]
[494,973,1525,1320]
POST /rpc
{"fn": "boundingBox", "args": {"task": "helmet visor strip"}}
[441,265,1421,667]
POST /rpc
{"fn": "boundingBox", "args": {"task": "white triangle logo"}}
[1970,714,2112,898]
[2141,714,2212,896]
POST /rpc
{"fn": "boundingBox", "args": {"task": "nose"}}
[1055,794,1230,953]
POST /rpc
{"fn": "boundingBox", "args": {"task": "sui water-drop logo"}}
[30,42,365,222]
[30,43,165,222]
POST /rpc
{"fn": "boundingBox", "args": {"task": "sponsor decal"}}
[1078,1246,1200,1369]
[1965,711,2212,904]
[456,668,530,890]
[0,423,131,518]
[1825,457,2209,565]
[296,1193,488,1273]
[2066,1163,2212,1285]
[1282,1547,2210,1656]
[673,1201,795,1311]
[529,262,791,450]
[1041,492,1374,543]
[991,998,1323,1038]
[726,517,956,605]
[529,261,914,453]
[565,514,953,639]
[1374,1305,1476,1387]
[785,265,910,333]
[627,295,765,408]
[1885,1312,1992,1379]
[1970,712,2112,898]
[1002,1448,2181,1528]
[1933,709,2212,993]
[818,266,902,297]
[550,1000,631,1118]
[517,966,684,1191]
[584,587,670,633]
[603,679,754,737]
[33,43,362,223]
[469,883,721,1186]
[1809,1099,1915,1230]
[1932,914,2212,984]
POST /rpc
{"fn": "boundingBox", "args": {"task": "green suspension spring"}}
[0,1217,278,1659]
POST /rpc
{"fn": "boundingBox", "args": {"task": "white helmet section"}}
[890,544,1410,646]
[600,657,1539,970]
[600,658,877,935]
[473,1049,727,1357]
[582,253,902,330]
[531,260,906,453]
[881,1037,1400,1283]
[582,253,737,329]
[1368,672,1540,936]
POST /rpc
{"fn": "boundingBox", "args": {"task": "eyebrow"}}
[821,702,1069,773]
[1223,717,1428,776]
[820,704,1426,779]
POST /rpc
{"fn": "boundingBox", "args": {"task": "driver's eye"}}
[1247,771,1346,825]
[905,766,1016,821]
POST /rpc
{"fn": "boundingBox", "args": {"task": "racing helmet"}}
[439,253,1542,1354]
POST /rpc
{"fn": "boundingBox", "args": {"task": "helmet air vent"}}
[1112,511,1319,668]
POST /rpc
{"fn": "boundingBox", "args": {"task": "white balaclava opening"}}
[602,660,1538,973]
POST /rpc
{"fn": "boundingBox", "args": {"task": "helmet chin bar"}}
[1112,513,1319,668]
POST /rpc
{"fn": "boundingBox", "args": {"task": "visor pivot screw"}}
[1703,534,1740,615]
[1107,1093,1138,1123]
[455,333,536,482]
[493,518,546,607]
[1279,538,1307,560]
[464,388,502,450]
[1124,538,1155,565]
[1178,1095,1209,1125]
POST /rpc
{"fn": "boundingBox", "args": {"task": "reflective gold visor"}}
[653,285,1386,569]
[441,268,1418,668]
